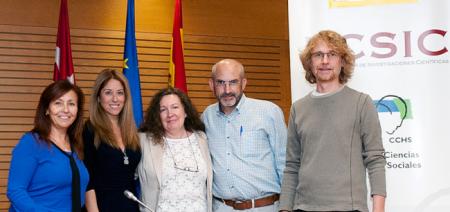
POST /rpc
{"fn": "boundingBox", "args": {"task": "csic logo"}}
[344,29,448,59]
[373,95,413,135]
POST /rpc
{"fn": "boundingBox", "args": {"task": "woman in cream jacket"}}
[137,87,212,212]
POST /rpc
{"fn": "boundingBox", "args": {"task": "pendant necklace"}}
[122,149,129,165]
[164,131,199,172]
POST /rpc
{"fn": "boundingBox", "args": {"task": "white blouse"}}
[157,133,207,212]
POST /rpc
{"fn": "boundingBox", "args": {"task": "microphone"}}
[124,190,154,212]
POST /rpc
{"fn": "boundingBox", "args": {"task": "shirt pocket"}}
[240,129,269,158]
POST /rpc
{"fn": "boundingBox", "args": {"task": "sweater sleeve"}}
[7,133,47,211]
[360,95,387,197]
[279,105,301,210]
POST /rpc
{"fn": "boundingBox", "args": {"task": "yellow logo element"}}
[329,0,417,8]
[123,58,129,69]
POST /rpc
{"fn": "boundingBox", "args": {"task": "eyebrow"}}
[216,79,239,81]
[102,88,124,91]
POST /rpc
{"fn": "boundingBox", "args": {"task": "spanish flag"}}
[169,0,187,93]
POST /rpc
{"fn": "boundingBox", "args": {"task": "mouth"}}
[316,68,334,75]
[58,115,72,120]
[318,67,333,71]
[109,104,121,108]
[220,94,236,100]
[165,118,178,124]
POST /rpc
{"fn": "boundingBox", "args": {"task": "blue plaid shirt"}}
[202,94,287,200]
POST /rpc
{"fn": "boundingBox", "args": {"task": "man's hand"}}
[372,194,386,212]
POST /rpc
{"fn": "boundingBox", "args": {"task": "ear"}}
[241,78,247,90]
[340,58,346,67]
[208,78,215,92]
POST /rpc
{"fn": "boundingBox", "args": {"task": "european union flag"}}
[123,0,143,126]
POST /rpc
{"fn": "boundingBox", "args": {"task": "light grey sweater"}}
[279,86,386,212]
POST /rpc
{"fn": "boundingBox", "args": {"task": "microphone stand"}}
[123,190,154,212]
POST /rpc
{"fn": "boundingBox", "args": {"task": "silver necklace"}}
[164,131,199,172]
[122,149,129,165]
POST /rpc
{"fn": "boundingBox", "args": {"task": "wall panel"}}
[0,0,289,209]
[0,24,290,209]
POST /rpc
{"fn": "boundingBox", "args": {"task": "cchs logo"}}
[373,95,412,135]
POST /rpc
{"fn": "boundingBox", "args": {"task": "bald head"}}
[211,59,245,79]
[209,59,247,114]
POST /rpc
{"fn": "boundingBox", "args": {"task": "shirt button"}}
[226,136,230,139]
[227,168,230,171]
[227,152,230,155]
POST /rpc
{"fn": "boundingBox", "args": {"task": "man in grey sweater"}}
[279,30,386,212]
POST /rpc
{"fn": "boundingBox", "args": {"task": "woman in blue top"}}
[7,80,89,212]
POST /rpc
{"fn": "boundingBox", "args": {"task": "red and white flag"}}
[53,0,75,84]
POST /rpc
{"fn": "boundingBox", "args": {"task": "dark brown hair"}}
[32,80,85,158]
[140,87,205,145]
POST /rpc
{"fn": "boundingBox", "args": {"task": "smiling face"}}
[47,90,78,131]
[310,40,343,86]
[159,94,186,135]
[99,79,125,119]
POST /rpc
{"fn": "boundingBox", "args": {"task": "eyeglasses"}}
[311,51,340,61]
[173,160,199,173]
[214,79,240,88]
[164,134,199,173]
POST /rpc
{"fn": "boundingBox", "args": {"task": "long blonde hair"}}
[89,69,139,150]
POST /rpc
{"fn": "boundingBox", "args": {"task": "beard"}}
[316,72,336,82]
[218,92,243,109]
[314,68,339,83]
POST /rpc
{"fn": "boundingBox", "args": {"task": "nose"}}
[321,54,330,63]
[62,103,69,112]
[112,94,118,102]
[224,83,232,93]
[165,108,175,117]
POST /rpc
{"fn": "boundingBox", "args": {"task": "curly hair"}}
[140,87,205,145]
[300,30,355,84]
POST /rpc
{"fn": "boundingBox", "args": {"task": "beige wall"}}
[0,0,290,209]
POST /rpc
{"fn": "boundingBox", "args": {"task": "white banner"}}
[288,0,450,211]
